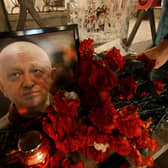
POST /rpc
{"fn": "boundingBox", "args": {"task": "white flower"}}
[93,142,109,153]
[64,91,79,100]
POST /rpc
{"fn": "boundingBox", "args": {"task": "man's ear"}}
[51,68,56,81]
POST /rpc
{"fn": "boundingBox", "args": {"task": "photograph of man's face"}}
[0,28,78,118]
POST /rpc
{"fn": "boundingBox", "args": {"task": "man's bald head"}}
[0,41,52,76]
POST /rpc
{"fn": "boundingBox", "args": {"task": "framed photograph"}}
[0,24,80,118]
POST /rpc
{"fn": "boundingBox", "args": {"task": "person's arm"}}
[136,37,168,69]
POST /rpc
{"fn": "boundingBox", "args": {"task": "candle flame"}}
[37,152,44,161]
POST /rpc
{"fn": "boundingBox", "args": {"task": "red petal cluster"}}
[89,100,118,133]
[119,115,143,138]
[78,59,118,91]
[78,58,118,106]
[103,48,126,71]
[153,80,164,95]
[78,38,94,59]
[111,138,131,156]
[129,147,154,167]
[118,76,137,100]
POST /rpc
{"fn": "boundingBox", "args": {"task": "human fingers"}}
[153,56,167,69]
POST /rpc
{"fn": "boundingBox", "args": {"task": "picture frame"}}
[0,24,80,118]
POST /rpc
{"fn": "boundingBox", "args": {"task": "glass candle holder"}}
[18,130,49,168]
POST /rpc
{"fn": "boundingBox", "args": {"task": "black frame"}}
[0,24,80,57]
[0,24,80,117]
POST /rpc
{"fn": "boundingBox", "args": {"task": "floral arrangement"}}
[42,38,168,168]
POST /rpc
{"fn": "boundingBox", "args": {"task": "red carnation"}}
[78,59,118,91]
[103,47,126,71]
[142,156,154,167]
[129,147,154,167]
[56,139,69,154]
[119,115,143,138]
[42,117,57,140]
[153,80,164,95]
[69,137,80,152]
[134,129,150,149]
[89,101,118,132]
[88,64,118,91]
[147,138,158,152]
[79,38,94,59]
[110,138,131,156]
[118,76,137,100]
[53,91,80,117]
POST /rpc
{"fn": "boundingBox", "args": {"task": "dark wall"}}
[0,92,10,117]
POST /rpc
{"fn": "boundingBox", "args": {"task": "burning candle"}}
[18,130,49,167]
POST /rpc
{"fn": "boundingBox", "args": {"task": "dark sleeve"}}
[164,34,168,40]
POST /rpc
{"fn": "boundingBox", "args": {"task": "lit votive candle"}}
[18,130,49,167]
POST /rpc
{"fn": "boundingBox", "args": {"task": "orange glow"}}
[26,150,48,166]
[18,108,28,115]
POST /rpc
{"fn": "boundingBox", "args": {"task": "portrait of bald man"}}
[0,41,56,129]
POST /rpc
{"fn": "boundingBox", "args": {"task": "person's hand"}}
[139,39,168,69]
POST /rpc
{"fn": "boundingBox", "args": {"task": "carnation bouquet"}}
[41,39,168,168]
